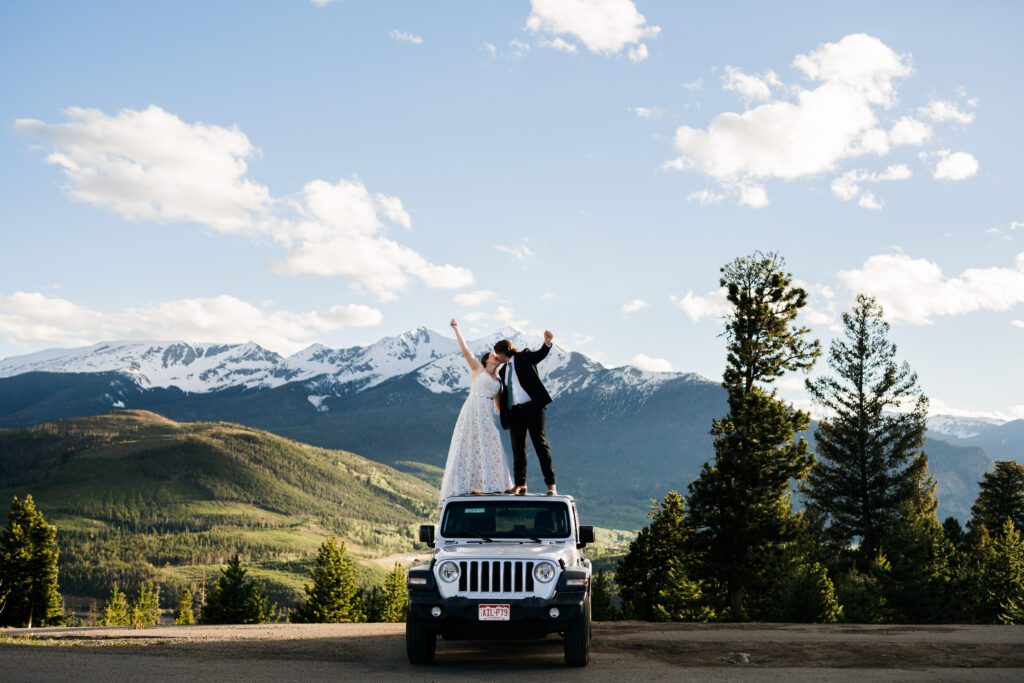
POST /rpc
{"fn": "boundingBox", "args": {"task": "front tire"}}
[564,596,591,667]
[406,609,437,665]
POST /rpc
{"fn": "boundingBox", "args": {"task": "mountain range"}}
[1,328,1020,528]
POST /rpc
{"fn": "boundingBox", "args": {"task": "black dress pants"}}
[509,401,555,486]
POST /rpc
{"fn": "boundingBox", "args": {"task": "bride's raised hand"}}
[451,318,459,329]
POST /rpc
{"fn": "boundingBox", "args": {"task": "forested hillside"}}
[0,410,438,602]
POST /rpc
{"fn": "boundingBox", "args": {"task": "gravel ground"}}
[1,622,1023,682]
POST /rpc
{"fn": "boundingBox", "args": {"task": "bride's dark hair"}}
[479,351,492,366]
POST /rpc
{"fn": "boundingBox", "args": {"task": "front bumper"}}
[408,592,587,639]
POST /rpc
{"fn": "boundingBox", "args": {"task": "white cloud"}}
[15,105,271,232]
[888,116,932,146]
[857,192,882,210]
[687,189,726,205]
[540,37,578,54]
[464,305,529,331]
[389,29,424,45]
[932,149,979,181]
[18,106,473,302]
[920,99,975,124]
[1011,319,1024,329]
[540,291,558,300]
[621,298,649,314]
[738,184,769,208]
[0,291,380,355]
[454,290,497,306]
[572,332,595,345]
[667,34,915,207]
[631,353,673,372]
[310,0,335,6]
[627,43,649,63]
[272,178,473,301]
[525,0,660,58]
[838,252,1024,325]
[496,241,537,264]
[830,163,912,208]
[722,66,782,104]
[1013,221,1024,231]
[928,397,1024,422]
[630,106,663,119]
[681,78,704,92]
[670,288,731,321]
[509,39,532,59]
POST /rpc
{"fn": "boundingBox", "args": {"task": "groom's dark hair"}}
[494,339,517,357]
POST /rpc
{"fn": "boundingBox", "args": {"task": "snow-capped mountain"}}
[927,415,1006,440]
[0,327,707,404]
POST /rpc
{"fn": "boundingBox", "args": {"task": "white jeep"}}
[406,493,595,667]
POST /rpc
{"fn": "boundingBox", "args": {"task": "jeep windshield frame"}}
[441,500,573,540]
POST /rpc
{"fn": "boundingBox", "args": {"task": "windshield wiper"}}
[458,532,495,542]
[505,533,545,543]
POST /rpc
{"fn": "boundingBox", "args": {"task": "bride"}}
[438,319,513,501]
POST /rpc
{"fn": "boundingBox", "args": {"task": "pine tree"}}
[979,518,1024,624]
[880,500,954,623]
[0,494,65,627]
[651,558,715,622]
[200,555,277,624]
[377,563,407,623]
[948,524,994,623]
[802,295,930,570]
[971,461,1024,536]
[130,582,161,627]
[835,555,891,623]
[616,492,694,620]
[99,583,132,626]
[591,571,618,621]
[291,538,363,623]
[684,252,821,620]
[174,587,196,625]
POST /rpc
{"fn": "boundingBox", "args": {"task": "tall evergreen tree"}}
[979,518,1024,624]
[377,563,407,623]
[684,252,821,620]
[0,494,64,627]
[174,587,196,625]
[971,461,1024,536]
[200,555,277,624]
[99,583,132,626]
[291,537,362,623]
[590,571,617,621]
[616,492,694,620]
[880,500,954,623]
[803,294,930,570]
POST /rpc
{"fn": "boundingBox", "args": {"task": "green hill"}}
[0,410,439,604]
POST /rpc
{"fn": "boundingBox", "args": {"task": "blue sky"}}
[2,1,1022,420]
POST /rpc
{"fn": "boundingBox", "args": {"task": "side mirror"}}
[577,525,595,548]
[419,524,435,548]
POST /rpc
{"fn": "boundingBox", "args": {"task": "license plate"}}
[478,604,510,621]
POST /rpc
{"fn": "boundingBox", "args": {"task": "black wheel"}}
[406,609,437,665]
[564,596,591,667]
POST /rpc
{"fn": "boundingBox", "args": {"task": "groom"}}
[493,330,557,496]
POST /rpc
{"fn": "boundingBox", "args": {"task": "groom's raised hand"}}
[543,330,554,345]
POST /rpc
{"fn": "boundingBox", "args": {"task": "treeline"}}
[0,499,411,628]
[602,252,1024,624]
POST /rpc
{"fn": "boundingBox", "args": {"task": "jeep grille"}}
[455,560,537,597]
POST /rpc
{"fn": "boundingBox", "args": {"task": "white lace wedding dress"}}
[439,371,513,501]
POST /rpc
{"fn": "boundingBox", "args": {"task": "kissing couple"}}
[438,319,557,502]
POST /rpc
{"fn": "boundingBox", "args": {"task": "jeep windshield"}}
[441,500,572,540]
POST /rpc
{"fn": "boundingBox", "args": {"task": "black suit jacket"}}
[498,343,553,430]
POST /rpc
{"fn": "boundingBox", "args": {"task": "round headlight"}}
[438,561,460,583]
[534,562,555,583]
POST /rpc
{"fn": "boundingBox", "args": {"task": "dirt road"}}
[2,622,1023,682]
